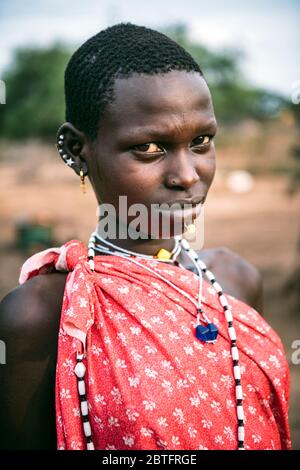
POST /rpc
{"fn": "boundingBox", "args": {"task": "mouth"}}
[163,196,205,208]
[137,197,205,238]
[153,198,204,221]
[155,196,205,212]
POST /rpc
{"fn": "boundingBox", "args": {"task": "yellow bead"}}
[156,248,172,260]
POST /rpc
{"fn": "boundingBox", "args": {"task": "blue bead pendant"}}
[196,322,218,343]
[196,324,210,342]
[207,322,219,342]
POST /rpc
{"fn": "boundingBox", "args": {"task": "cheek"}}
[99,155,157,203]
[208,156,217,183]
[196,149,216,185]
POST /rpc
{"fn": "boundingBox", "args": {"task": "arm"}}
[0,273,66,449]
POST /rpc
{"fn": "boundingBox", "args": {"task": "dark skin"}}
[0,71,263,449]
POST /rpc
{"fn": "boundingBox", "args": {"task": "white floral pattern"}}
[20,240,292,450]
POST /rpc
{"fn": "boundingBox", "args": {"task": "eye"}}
[132,142,164,154]
[191,135,212,147]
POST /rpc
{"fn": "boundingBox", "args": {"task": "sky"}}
[0,0,299,98]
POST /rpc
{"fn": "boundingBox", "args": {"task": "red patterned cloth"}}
[19,239,292,450]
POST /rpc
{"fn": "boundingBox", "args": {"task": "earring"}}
[80,168,87,194]
[56,134,75,167]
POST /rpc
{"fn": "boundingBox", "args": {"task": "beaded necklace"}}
[74,232,245,450]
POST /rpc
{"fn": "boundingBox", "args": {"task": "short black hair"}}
[65,23,203,140]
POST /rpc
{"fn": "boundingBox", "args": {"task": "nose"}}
[164,150,200,191]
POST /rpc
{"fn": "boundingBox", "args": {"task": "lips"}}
[154,199,204,219]
[164,196,205,208]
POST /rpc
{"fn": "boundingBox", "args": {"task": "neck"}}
[94,220,177,256]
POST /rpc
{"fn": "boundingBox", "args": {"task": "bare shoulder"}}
[0,272,68,449]
[0,272,68,351]
[198,247,263,314]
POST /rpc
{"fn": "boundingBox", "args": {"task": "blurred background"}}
[0,0,299,449]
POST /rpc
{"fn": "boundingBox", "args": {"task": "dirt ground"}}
[0,141,299,449]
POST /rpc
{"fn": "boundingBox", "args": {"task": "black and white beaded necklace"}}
[74,231,245,450]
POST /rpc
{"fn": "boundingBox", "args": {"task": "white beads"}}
[78,380,86,396]
[234,366,241,380]
[88,248,95,257]
[177,242,246,448]
[74,361,86,378]
[238,426,245,441]
[237,405,244,421]
[180,238,190,250]
[205,270,215,282]
[232,346,239,361]
[228,326,237,341]
[225,309,233,323]
[89,259,95,271]
[81,401,88,416]
[83,422,92,437]
[197,259,206,271]
[235,385,243,400]
[219,295,229,308]
[189,249,198,261]
[213,281,223,293]
[74,352,95,449]
[198,251,245,448]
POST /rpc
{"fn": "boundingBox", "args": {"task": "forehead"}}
[99,71,215,138]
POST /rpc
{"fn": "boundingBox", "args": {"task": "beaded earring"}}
[56,134,75,168]
[57,134,87,193]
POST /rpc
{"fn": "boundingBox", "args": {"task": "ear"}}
[56,122,89,176]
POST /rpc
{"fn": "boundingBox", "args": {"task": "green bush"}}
[0,25,289,141]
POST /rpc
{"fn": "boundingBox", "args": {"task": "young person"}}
[0,23,291,450]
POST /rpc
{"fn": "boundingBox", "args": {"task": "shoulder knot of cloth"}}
[19,239,88,281]
[19,239,95,351]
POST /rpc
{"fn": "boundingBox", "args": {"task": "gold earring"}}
[79,168,87,194]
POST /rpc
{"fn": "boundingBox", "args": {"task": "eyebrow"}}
[118,119,218,144]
